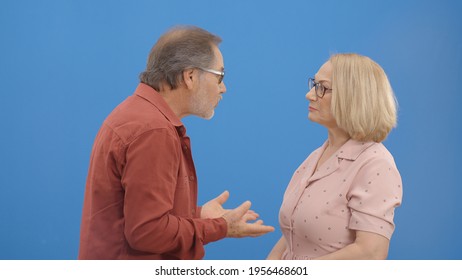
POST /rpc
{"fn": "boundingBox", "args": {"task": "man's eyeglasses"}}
[308,77,332,98]
[198,67,225,84]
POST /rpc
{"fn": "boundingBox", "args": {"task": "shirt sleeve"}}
[195,206,203,218]
[347,157,403,239]
[121,128,227,259]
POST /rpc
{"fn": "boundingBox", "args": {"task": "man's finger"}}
[232,201,252,219]
[243,213,258,222]
[246,223,275,235]
[214,190,229,205]
[245,210,258,217]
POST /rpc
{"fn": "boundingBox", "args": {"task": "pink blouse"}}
[279,139,403,259]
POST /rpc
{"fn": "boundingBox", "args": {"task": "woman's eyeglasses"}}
[308,77,332,98]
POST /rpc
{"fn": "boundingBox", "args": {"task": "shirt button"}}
[189,175,195,181]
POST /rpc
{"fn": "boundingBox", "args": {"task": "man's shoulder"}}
[103,95,178,145]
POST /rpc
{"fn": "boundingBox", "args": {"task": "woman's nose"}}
[306,87,316,101]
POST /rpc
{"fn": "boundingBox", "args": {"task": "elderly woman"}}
[268,53,403,260]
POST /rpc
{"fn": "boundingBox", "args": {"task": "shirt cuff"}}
[199,217,228,245]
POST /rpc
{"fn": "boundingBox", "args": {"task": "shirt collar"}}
[134,83,186,135]
[328,138,376,161]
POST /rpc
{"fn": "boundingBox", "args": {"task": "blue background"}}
[1,0,461,260]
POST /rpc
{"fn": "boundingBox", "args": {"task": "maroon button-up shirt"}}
[79,83,227,259]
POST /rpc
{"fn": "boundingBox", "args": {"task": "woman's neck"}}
[326,128,350,151]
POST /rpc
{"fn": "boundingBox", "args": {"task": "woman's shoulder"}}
[355,142,398,172]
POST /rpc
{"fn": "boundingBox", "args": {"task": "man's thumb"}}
[215,190,229,205]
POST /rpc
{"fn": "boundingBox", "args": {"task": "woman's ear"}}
[182,68,196,90]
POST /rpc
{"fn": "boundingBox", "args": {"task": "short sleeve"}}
[347,157,403,239]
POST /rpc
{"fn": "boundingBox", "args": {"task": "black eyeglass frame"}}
[308,77,332,98]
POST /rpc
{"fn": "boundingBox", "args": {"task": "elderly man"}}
[79,26,274,260]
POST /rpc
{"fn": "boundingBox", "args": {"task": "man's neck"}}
[158,87,190,120]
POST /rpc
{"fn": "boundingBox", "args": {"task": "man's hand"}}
[201,191,230,219]
[201,191,258,220]
[223,201,275,238]
[201,191,274,237]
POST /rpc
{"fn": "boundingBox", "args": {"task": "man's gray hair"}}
[139,26,222,91]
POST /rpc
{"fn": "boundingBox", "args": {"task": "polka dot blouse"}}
[279,139,403,260]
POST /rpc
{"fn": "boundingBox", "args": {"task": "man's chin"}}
[196,110,214,120]
[204,110,215,120]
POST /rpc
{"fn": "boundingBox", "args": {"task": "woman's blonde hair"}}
[330,53,397,142]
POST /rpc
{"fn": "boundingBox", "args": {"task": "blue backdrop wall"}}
[1,0,461,260]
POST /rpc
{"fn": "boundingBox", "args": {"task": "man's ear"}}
[182,68,196,90]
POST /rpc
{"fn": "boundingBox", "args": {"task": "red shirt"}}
[79,83,227,259]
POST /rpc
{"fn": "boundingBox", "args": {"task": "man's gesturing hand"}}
[201,191,258,220]
[201,191,230,219]
[222,201,275,238]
